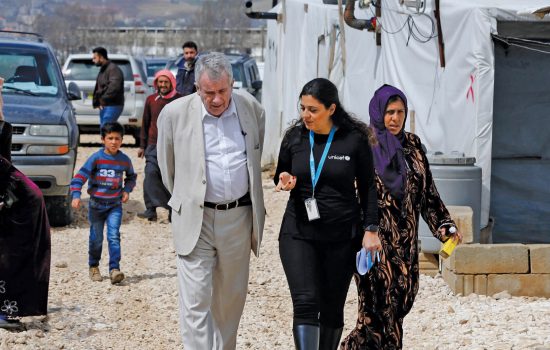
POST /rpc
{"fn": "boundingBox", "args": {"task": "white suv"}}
[62,53,150,142]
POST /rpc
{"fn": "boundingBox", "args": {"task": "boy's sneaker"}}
[137,208,157,221]
[110,269,125,284]
[89,266,102,282]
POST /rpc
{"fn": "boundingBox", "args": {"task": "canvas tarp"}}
[261,0,550,232]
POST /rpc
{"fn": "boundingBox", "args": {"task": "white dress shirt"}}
[202,97,249,203]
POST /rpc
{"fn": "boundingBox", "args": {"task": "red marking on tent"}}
[467,74,475,103]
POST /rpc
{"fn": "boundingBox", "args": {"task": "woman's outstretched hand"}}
[275,172,297,192]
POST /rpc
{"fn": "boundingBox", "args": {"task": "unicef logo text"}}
[328,155,351,161]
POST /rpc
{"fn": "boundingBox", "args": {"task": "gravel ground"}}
[1,135,550,349]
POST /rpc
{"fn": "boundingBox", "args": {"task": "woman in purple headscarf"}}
[341,85,462,349]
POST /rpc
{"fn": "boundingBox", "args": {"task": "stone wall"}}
[419,205,550,298]
[441,244,550,297]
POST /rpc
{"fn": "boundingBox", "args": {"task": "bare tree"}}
[190,0,255,52]
[33,3,117,61]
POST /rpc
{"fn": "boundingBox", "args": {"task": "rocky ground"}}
[1,135,550,349]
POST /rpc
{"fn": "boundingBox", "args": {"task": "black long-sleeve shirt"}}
[274,126,378,241]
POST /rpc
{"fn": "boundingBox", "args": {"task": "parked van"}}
[0,30,81,226]
[62,53,150,142]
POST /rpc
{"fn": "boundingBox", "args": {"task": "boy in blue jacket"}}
[71,122,137,284]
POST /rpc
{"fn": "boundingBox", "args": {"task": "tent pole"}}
[376,0,381,46]
[434,0,446,67]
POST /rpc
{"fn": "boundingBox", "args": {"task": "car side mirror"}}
[251,80,262,91]
[67,82,81,101]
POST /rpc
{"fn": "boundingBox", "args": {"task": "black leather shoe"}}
[293,324,320,350]
[319,325,343,350]
[137,208,157,221]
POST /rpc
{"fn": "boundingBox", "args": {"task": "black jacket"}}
[93,61,124,108]
[175,59,196,96]
[0,120,12,162]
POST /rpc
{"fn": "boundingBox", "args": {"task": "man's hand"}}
[275,172,297,192]
[137,148,145,158]
[71,198,81,209]
[122,192,129,203]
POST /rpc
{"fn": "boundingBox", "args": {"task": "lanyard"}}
[309,126,336,197]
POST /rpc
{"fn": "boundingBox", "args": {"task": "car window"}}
[133,58,148,82]
[65,59,133,81]
[0,47,60,96]
[146,62,167,77]
[247,64,257,83]
[232,65,245,86]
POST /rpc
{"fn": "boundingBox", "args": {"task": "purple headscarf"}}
[369,84,408,200]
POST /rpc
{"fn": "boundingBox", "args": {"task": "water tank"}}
[418,152,482,253]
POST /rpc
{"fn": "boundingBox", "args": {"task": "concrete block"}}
[419,253,439,277]
[528,244,550,273]
[487,274,550,298]
[449,244,529,274]
[463,275,474,295]
[442,267,463,295]
[447,205,474,243]
[474,275,487,295]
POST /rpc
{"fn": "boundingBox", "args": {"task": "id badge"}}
[304,198,321,221]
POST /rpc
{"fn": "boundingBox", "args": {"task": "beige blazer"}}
[157,90,266,257]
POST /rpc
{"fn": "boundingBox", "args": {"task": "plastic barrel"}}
[418,152,482,254]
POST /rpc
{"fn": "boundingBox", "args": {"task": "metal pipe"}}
[245,1,279,21]
[344,0,374,31]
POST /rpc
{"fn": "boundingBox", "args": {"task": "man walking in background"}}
[137,70,182,222]
[92,47,125,127]
[175,41,198,96]
[158,52,265,349]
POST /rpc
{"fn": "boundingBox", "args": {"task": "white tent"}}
[261,0,550,242]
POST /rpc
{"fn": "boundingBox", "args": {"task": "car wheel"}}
[45,195,73,227]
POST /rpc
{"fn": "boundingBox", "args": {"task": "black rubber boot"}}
[293,324,320,350]
[319,325,343,350]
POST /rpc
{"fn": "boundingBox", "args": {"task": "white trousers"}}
[176,205,252,350]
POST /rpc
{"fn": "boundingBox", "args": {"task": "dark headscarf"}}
[369,84,408,200]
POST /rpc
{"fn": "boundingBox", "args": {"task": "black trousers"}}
[279,234,356,328]
[143,144,170,210]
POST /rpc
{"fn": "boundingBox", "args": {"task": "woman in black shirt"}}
[274,78,378,350]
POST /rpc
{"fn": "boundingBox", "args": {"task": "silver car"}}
[62,53,151,142]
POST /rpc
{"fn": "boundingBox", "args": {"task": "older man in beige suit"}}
[157,52,265,350]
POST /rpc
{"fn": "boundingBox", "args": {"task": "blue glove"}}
[356,248,380,275]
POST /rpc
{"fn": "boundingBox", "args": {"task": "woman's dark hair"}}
[101,122,124,138]
[288,78,376,144]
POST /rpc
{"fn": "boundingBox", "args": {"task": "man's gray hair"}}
[195,52,233,84]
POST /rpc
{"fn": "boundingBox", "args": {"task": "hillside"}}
[0,0,274,28]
